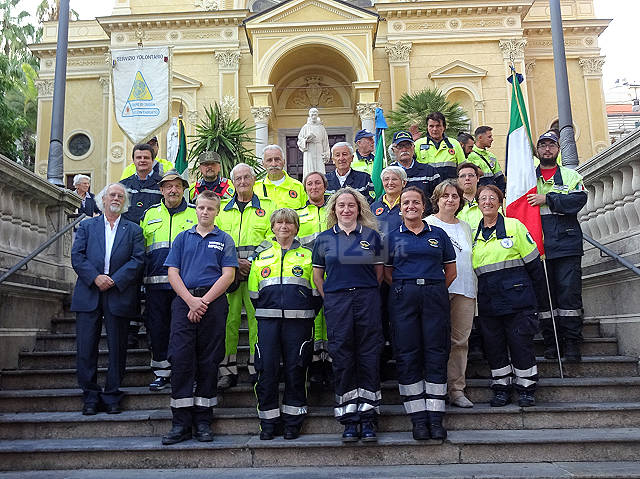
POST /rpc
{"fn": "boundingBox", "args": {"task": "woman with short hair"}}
[73,174,100,217]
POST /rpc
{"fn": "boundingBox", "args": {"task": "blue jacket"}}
[326,169,375,204]
[120,171,164,224]
[70,215,145,317]
[78,192,101,217]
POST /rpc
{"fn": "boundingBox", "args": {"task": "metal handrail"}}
[583,232,640,277]
[0,213,87,285]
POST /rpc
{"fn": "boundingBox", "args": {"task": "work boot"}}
[217,375,237,390]
[284,425,301,440]
[259,423,275,441]
[564,340,582,362]
[428,417,447,441]
[360,422,377,442]
[341,423,359,442]
[490,390,512,407]
[518,391,536,407]
[543,345,558,360]
[162,425,192,445]
[412,421,430,440]
[194,423,214,442]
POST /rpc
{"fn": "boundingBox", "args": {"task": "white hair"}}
[381,165,407,182]
[73,174,91,187]
[95,183,130,214]
[230,163,256,182]
[261,144,284,162]
[330,142,354,156]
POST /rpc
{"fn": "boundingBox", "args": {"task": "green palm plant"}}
[189,103,263,179]
[387,87,470,141]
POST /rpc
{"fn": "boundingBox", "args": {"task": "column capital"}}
[385,41,412,63]
[499,38,527,63]
[35,79,54,98]
[188,110,199,125]
[99,76,110,96]
[221,95,239,119]
[356,102,379,121]
[525,59,536,76]
[214,50,241,71]
[251,106,272,123]
[579,56,606,77]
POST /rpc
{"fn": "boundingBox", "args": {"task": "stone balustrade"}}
[0,154,80,369]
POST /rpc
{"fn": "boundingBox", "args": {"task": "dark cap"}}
[392,130,414,145]
[158,169,189,189]
[354,129,374,142]
[198,151,222,164]
[537,131,559,145]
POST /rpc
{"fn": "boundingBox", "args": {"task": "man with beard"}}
[255,145,307,209]
[298,108,330,177]
[189,151,234,202]
[527,131,587,362]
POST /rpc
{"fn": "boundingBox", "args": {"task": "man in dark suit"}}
[71,182,145,415]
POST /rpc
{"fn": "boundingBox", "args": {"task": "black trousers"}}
[542,256,584,343]
[168,294,227,428]
[324,287,383,425]
[145,288,175,378]
[255,318,314,427]
[389,281,450,424]
[76,294,129,406]
[478,310,538,392]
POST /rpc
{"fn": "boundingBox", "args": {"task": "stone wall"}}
[578,129,640,357]
[0,155,80,369]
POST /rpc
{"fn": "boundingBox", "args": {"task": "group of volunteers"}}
[69,111,587,448]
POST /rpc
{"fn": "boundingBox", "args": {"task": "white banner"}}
[111,47,171,144]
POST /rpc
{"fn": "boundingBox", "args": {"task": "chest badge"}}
[375,207,384,216]
[448,148,456,156]
[261,266,271,278]
[137,201,144,208]
[227,187,235,196]
[360,241,370,250]
[289,190,298,199]
[255,208,265,217]
[501,238,514,249]
[292,266,303,277]
[428,238,439,248]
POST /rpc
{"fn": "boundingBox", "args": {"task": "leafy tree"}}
[387,87,470,141]
[6,63,38,168]
[36,0,79,23]
[0,55,26,161]
[1,0,37,76]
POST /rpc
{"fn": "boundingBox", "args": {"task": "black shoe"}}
[361,422,377,442]
[342,423,359,442]
[428,418,447,441]
[194,423,214,442]
[149,376,170,391]
[564,340,582,362]
[412,422,430,440]
[544,345,558,360]
[82,404,97,416]
[105,403,121,414]
[217,375,237,390]
[490,390,512,407]
[518,391,536,407]
[162,425,192,445]
[283,425,300,440]
[260,425,275,441]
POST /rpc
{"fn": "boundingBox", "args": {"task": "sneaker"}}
[518,391,536,407]
[490,390,512,407]
[149,376,170,391]
[341,423,359,442]
[360,422,377,442]
[450,395,474,408]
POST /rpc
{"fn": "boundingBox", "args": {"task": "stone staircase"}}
[1,312,640,476]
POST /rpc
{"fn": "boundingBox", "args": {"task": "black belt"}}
[398,278,442,286]
[188,287,210,297]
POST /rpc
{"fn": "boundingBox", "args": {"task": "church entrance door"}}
[285,134,345,181]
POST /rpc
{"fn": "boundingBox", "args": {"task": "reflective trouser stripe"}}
[151,359,170,368]
[399,381,424,396]
[334,403,358,418]
[492,365,513,376]
[194,396,218,407]
[171,397,193,408]
[247,353,256,376]
[555,308,582,317]
[491,377,512,387]
[281,404,308,416]
[144,275,169,285]
[155,369,171,378]
[219,354,237,376]
[403,399,427,414]
[426,398,446,412]
[539,311,552,319]
[513,365,538,377]
[258,408,280,419]
[357,403,380,413]
[359,388,382,402]
[514,377,537,388]
[335,388,359,405]
[425,382,447,396]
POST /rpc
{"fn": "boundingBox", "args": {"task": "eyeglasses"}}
[538,144,559,150]
[478,195,498,203]
[458,173,477,179]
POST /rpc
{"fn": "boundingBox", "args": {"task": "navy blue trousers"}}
[145,288,175,378]
[542,256,583,343]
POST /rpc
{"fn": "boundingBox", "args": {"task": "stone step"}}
[35,332,150,352]
[2,402,640,440]
[4,462,640,479]
[17,337,622,370]
[2,428,640,470]
[3,377,640,413]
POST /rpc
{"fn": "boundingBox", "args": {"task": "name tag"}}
[208,241,224,251]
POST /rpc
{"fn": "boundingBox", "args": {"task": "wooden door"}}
[285,134,346,181]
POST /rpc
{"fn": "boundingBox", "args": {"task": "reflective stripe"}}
[258,408,281,419]
[257,277,281,289]
[334,403,358,417]
[556,308,581,317]
[312,288,320,296]
[254,308,316,319]
[514,377,536,388]
[491,365,513,377]
[249,290,259,299]
[219,365,237,375]
[247,354,256,376]
[522,249,540,264]
[357,403,379,413]
[151,359,171,368]
[540,205,565,216]
[425,398,446,412]
[475,258,524,275]
[491,377,512,387]
[336,388,359,405]
[281,404,308,416]
[407,175,439,182]
[539,311,552,319]
[154,369,171,378]
[398,381,425,396]
[257,276,312,290]
[358,388,382,402]
[428,161,457,168]
[298,232,319,245]
[146,241,170,253]
[237,246,255,259]
[127,188,162,195]
[194,396,218,407]
[513,365,538,377]
[425,382,447,396]
[170,397,193,408]
[144,275,169,284]
[254,308,282,318]
[403,399,427,414]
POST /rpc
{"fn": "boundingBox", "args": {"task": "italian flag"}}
[505,70,544,256]
[175,116,188,175]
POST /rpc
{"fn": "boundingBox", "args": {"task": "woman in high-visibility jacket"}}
[248,208,321,441]
[472,185,550,408]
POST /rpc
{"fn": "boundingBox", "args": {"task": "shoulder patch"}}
[289,190,298,199]
[526,233,535,245]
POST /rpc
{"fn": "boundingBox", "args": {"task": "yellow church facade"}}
[31,0,610,191]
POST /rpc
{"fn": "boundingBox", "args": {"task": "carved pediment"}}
[429,60,488,80]
[245,0,378,26]
[172,72,202,90]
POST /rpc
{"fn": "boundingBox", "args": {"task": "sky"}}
[15,0,640,95]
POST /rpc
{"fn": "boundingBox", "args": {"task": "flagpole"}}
[542,259,564,379]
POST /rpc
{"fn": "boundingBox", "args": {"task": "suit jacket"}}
[70,215,145,317]
[77,191,101,217]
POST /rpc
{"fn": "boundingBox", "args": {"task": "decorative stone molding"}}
[35,79,54,98]
[385,41,412,63]
[525,60,536,76]
[214,50,241,71]
[221,96,239,118]
[579,56,606,77]
[498,38,527,63]
[356,102,379,121]
[251,106,272,123]
[110,144,125,163]
[195,0,220,11]
[98,77,110,95]
[188,110,199,125]
[290,76,334,108]
[474,100,486,110]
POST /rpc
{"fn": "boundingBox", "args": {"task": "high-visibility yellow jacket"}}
[296,200,328,248]
[254,172,308,209]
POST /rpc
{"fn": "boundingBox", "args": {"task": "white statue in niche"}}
[297,107,330,177]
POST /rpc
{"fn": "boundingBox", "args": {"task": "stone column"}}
[524,60,538,132]
[579,56,608,155]
[498,39,528,106]
[251,106,272,157]
[214,50,241,119]
[356,102,378,134]
[34,79,55,179]
[385,41,412,107]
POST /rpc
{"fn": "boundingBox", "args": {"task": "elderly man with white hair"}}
[73,174,101,217]
[215,163,277,389]
[325,142,375,204]
[70,183,145,415]
[254,145,307,209]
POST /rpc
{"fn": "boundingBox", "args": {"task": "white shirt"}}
[104,215,121,275]
[426,215,476,299]
[336,169,351,187]
[270,175,286,186]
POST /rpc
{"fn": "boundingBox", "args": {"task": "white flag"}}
[111,47,170,144]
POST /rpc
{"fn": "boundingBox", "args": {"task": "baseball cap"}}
[354,129,374,142]
[392,130,414,145]
[537,131,559,145]
[198,151,222,164]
